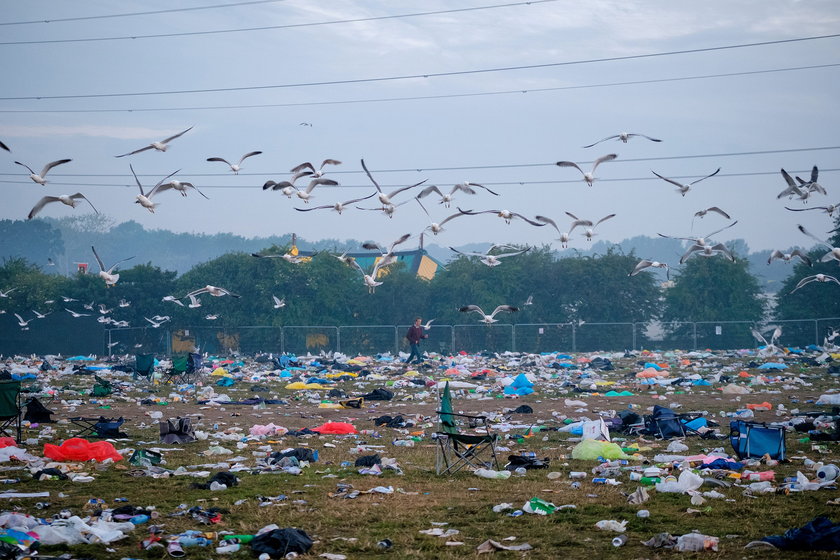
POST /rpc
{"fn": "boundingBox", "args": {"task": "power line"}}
[0,0,559,44]
[0,1,287,26]
[2,169,835,189]
[0,63,834,114]
[1,146,837,179]
[1,33,838,101]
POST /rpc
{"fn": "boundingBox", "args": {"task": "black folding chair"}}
[70,416,128,439]
[0,381,22,443]
[434,382,499,475]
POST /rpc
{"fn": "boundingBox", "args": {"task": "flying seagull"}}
[129,164,179,213]
[15,159,72,186]
[0,288,17,298]
[415,198,470,235]
[28,193,98,220]
[115,126,193,157]
[798,225,840,264]
[449,245,530,267]
[629,259,670,279]
[652,167,721,197]
[565,212,616,241]
[290,159,341,178]
[294,192,374,214]
[785,203,839,217]
[155,177,209,199]
[416,182,498,207]
[262,170,313,197]
[362,233,412,268]
[582,132,661,148]
[65,308,91,318]
[459,304,518,324]
[162,295,185,306]
[293,177,339,203]
[272,295,286,309]
[185,285,241,298]
[767,249,811,266]
[556,154,617,186]
[679,242,735,264]
[790,273,840,294]
[534,214,585,248]
[658,221,739,249]
[91,245,135,286]
[361,158,426,206]
[458,208,545,226]
[206,151,262,174]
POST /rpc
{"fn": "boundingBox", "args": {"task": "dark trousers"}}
[406,342,422,364]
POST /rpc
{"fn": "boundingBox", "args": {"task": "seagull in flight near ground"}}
[187,293,202,308]
[556,154,617,186]
[28,193,99,220]
[785,203,839,217]
[565,212,616,241]
[119,299,131,307]
[13,313,33,329]
[145,316,167,328]
[272,295,286,309]
[294,192,374,214]
[291,159,342,178]
[459,304,518,324]
[115,126,193,157]
[752,325,783,355]
[767,249,811,266]
[582,132,661,148]
[15,159,72,186]
[206,151,262,174]
[629,259,670,279]
[449,245,530,267]
[251,251,303,263]
[652,167,720,197]
[361,158,426,206]
[347,256,389,293]
[362,233,412,268]
[0,288,16,298]
[162,295,185,306]
[92,245,134,286]
[31,309,52,319]
[458,208,545,226]
[186,285,241,298]
[798,225,840,263]
[790,273,840,294]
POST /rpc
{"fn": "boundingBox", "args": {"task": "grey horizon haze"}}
[1,0,839,261]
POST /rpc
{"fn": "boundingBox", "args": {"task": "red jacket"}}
[406,325,426,344]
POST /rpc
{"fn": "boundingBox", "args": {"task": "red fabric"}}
[43,438,122,462]
[310,422,357,435]
[0,437,18,448]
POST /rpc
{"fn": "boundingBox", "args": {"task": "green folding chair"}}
[164,353,203,384]
[434,381,499,475]
[0,381,22,444]
[134,353,155,381]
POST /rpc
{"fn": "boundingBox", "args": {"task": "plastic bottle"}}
[675,533,719,552]
[640,477,661,485]
[392,439,415,447]
[612,534,629,547]
[177,537,210,547]
[222,535,254,544]
[637,509,650,518]
[129,514,150,525]
[215,543,240,554]
[475,468,512,479]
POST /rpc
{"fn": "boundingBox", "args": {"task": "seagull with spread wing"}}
[798,225,840,264]
[582,132,661,148]
[206,151,262,174]
[129,164,179,213]
[459,304,519,324]
[294,192,375,214]
[185,285,241,299]
[556,154,617,186]
[563,212,616,241]
[652,167,720,197]
[15,159,72,186]
[790,273,840,294]
[361,158,426,206]
[449,245,530,267]
[115,126,193,157]
[291,159,341,178]
[767,249,811,266]
[629,259,670,279]
[28,193,98,220]
[91,246,134,287]
[416,182,498,207]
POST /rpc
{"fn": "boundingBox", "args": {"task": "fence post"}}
[336,327,341,354]
[394,326,399,356]
[571,324,576,353]
[814,319,819,347]
[512,324,517,353]
[692,322,697,351]
[632,323,637,351]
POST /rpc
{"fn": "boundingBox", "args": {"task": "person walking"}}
[405,317,428,364]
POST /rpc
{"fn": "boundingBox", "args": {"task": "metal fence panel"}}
[513,323,574,354]
[452,324,513,353]
[695,321,754,350]
[643,321,696,351]
[0,313,104,357]
[774,319,817,348]
[574,322,634,352]
[283,326,338,356]
[339,326,397,356]
[106,326,170,356]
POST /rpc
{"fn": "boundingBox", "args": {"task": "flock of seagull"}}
[1,126,838,332]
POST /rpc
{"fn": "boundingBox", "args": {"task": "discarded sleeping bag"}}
[354,454,381,468]
[761,516,840,550]
[360,388,393,401]
[311,422,357,434]
[505,454,550,470]
[43,438,122,462]
[191,471,239,490]
[251,528,314,557]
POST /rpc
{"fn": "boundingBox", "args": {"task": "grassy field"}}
[6,354,840,559]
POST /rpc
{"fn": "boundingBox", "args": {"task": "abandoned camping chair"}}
[434,381,499,475]
[163,353,202,384]
[133,353,155,381]
[729,420,786,461]
[91,375,114,397]
[23,397,55,424]
[70,416,128,439]
[0,381,22,443]
[159,416,197,444]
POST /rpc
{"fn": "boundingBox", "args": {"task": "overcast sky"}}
[1,0,838,256]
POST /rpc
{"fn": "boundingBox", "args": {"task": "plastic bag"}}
[571,439,630,460]
[311,422,356,435]
[43,438,122,463]
[595,520,628,532]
